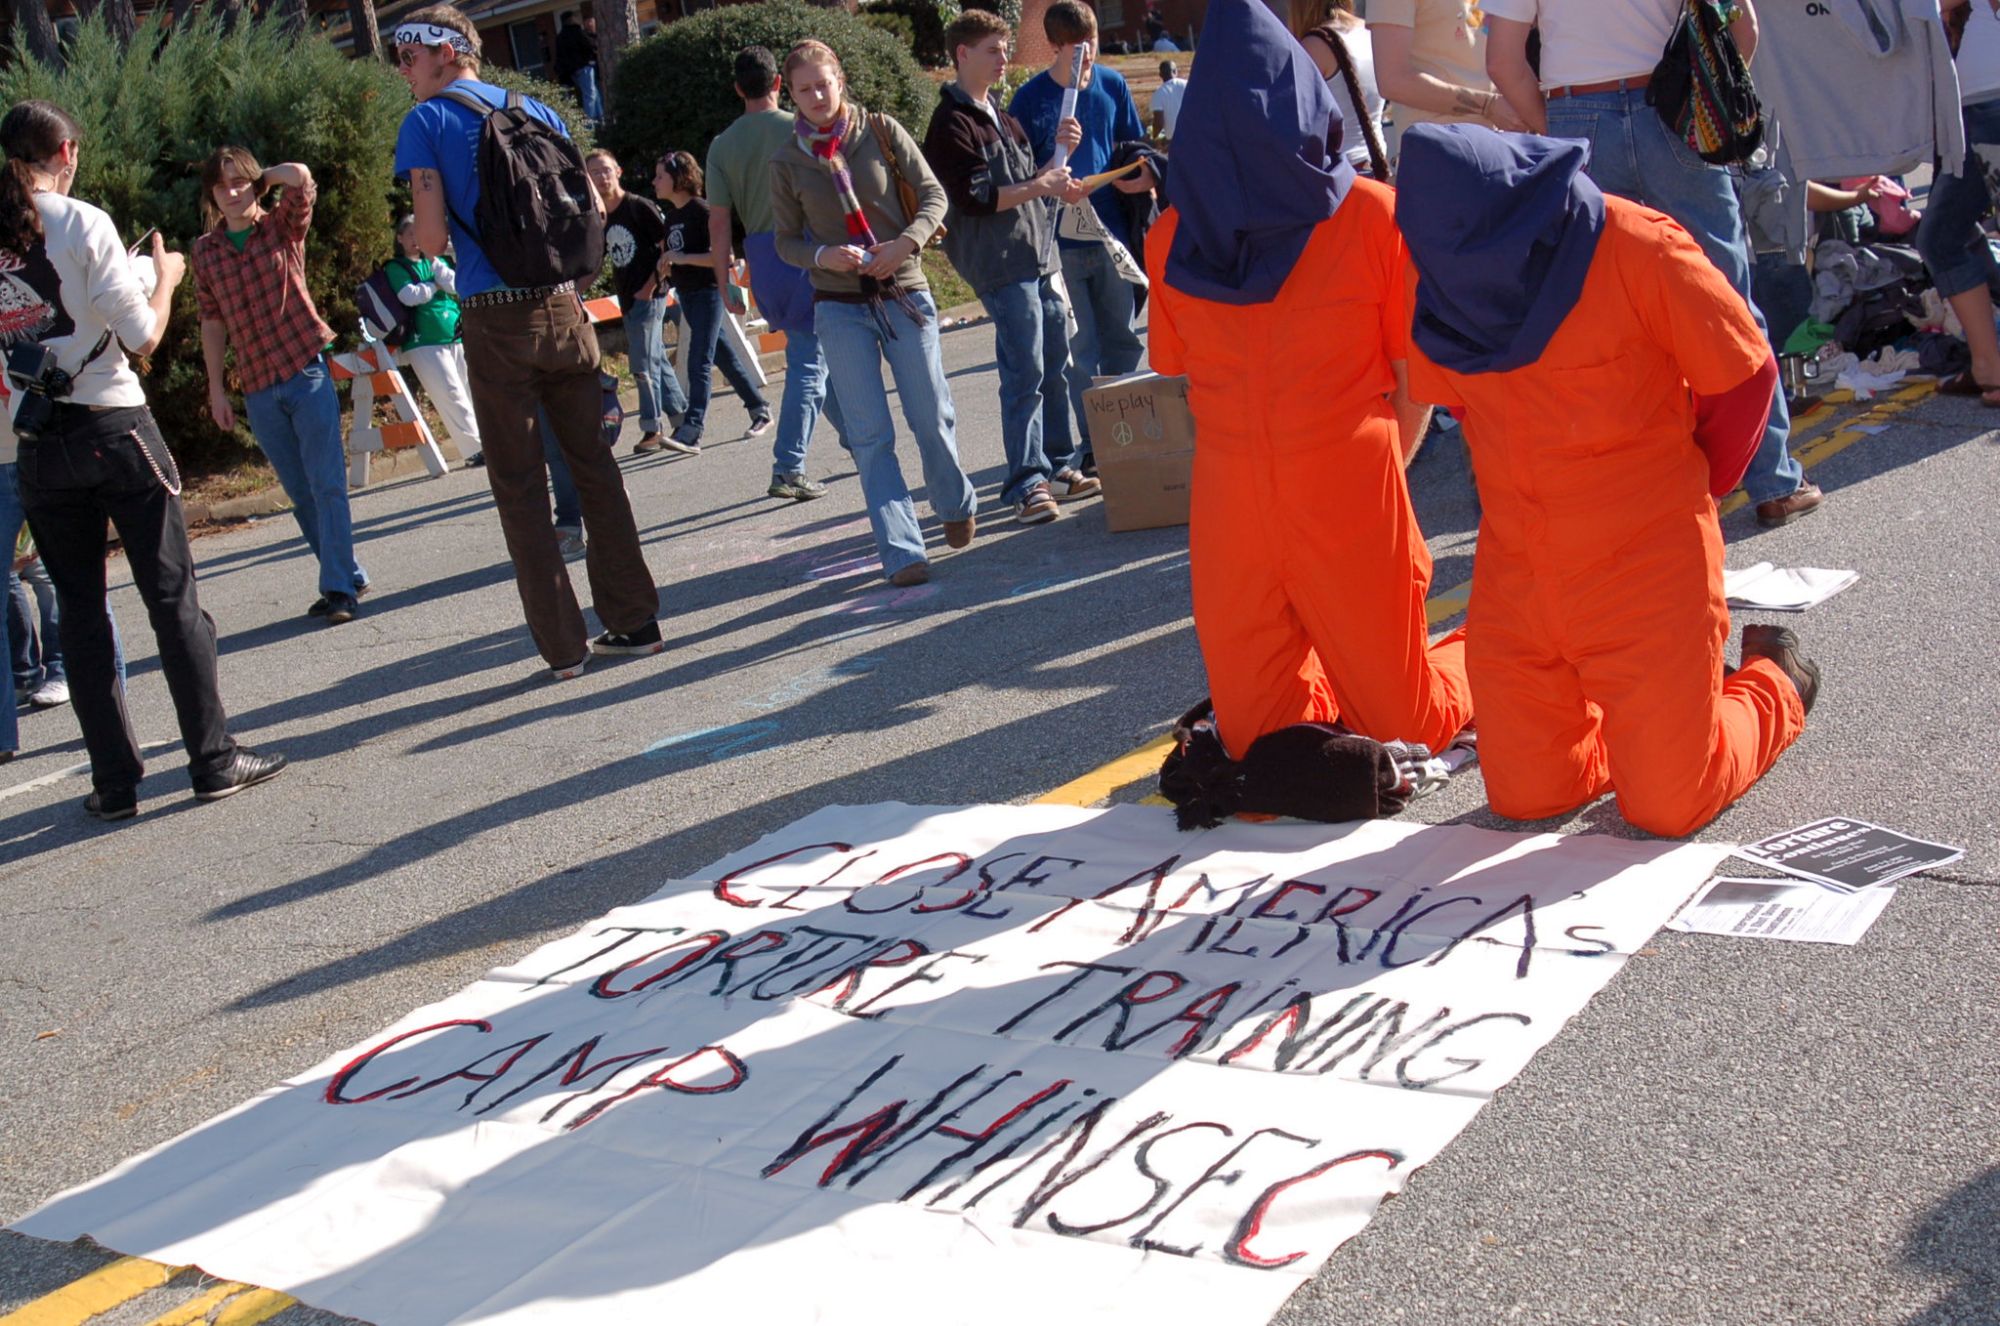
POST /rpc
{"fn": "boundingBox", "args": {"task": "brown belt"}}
[1544,77,1650,100]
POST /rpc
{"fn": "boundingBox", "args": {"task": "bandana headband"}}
[393,22,475,57]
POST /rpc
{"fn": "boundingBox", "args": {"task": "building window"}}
[1100,0,1124,28]
[510,20,548,76]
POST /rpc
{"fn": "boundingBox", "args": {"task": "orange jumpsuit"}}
[1147,181,1473,760]
[1407,198,1805,837]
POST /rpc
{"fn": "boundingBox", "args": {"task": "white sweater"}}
[0,192,157,464]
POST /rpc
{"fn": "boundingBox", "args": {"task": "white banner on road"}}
[16,804,1725,1326]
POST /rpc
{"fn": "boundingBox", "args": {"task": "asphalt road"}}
[1,311,1995,1325]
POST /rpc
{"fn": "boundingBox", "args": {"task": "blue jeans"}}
[1915,97,2000,299]
[1547,88,1802,505]
[983,272,1077,504]
[815,291,978,576]
[1058,243,1144,463]
[624,296,688,434]
[538,409,582,531]
[573,65,603,122]
[747,232,844,478]
[242,355,368,597]
[673,284,768,446]
[10,560,124,693]
[1,463,20,752]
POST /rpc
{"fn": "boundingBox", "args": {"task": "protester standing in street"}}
[923,9,1100,527]
[705,45,836,502]
[555,12,603,124]
[393,7,662,679]
[1010,1,1157,473]
[1,99,284,813]
[654,152,771,456]
[771,40,980,586]
[385,214,482,467]
[194,146,369,626]
[584,148,688,455]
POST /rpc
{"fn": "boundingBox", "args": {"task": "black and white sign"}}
[1735,817,1964,892]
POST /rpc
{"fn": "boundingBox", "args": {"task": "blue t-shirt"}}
[394,80,571,298]
[1009,65,1147,249]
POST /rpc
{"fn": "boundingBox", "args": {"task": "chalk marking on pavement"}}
[1038,382,1937,808]
[0,1256,180,1326]
[0,742,176,804]
[643,720,784,762]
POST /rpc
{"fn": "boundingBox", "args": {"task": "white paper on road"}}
[1722,562,1859,611]
[1669,875,1895,945]
[14,803,1726,1326]
[1734,816,1965,891]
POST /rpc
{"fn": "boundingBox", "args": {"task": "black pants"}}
[17,403,235,794]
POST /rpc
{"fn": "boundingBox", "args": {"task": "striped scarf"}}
[796,111,879,249]
[796,106,922,336]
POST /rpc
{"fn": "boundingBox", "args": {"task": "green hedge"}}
[0,15,591,475]
[601,0,937,184]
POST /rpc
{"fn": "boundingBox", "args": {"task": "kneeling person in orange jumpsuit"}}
[1146,0,1473,760]
[1396,125,1820,837]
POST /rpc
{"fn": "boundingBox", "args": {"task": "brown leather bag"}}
[869,112,946,248]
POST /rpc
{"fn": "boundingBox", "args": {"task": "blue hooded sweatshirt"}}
[1395,123,1606,375]
[1163,0,1353,306]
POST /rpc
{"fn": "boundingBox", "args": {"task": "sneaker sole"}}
[86,802,138,821]
[551,656,591,680]
[660,441,701,456]
[1017,505,1060,525]
[590,641,667,657]
[1055,484,1102,502]
[324,610,356,625]
[194,767,285,803]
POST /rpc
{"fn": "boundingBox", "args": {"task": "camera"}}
[7,343,73,439]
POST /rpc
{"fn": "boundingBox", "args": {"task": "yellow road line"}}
[1034,734,1176,806]
[210,1290,296,1326]
[0,1257,181,1326]
[1040,380,1939,809]
[142,1281,248,1326]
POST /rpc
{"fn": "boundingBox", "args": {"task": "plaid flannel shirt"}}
[192,187,335,395]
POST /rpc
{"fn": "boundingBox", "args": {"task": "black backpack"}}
[437,87,604,289]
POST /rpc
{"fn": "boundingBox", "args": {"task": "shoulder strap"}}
[870,113,917,223]
[436,87,495,118]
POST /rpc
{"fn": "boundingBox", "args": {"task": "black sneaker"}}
[318,592,358,625]
[1741,625,1822,714]
[193,747,289,802]
[464,452,485,469]
[745,412,774,439]
[84,787,138,820]
[589,620,665,656]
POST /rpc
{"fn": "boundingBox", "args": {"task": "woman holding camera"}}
[0,99,283,818]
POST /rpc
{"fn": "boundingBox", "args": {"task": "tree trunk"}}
[593,0,638,122]
[101,0,138,45]
[170,0,200,27]
[216,0,243,31]
[278,0,308,35]
[347,0,379,58]
[8,0,63,65]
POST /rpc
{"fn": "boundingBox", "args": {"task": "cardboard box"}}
[1081,371,1195,532]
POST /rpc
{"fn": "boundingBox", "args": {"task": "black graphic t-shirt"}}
[660,197,717,293]
[604,194,667,311]
[0,244,70,350]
